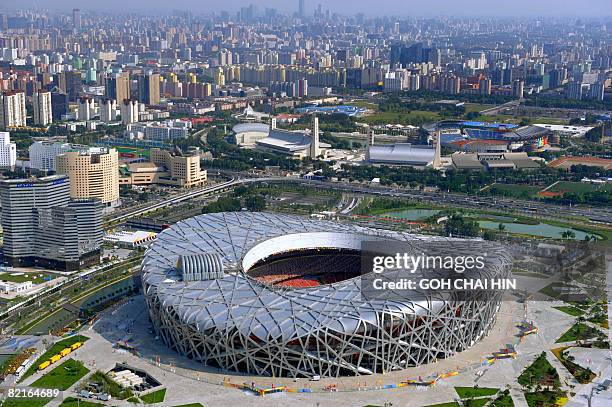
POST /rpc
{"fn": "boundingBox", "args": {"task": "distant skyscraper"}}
[100,99,117,123]
[0,92,27,129]
[512,79,524,99]
[105,72,130,103]
[58,71,82,102]
[299,0,306,18]
[0,132,16,168]
[51,90,69,121]
[73,8,81,29]
[78,97,94,121]
[137,73,161,105]
[120,99,139,124]
[566,81,584,100]
[33,90,53,126]
[479,78,492,95]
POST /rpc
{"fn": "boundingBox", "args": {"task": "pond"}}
[478,221,593,240]
[382,209,441,221]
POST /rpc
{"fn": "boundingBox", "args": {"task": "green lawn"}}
[2,398,53,407]
[547,181,602,194]
[556,322,603,343]
[553,306,585,317]
[31,359,89,391]
[60,397,104,406]
[538,282,568,299]
[0,272,53,284]
[518,352,560,388]
[487,184,543,199]
[462,400,490,407]
[423,403,460,407]
[20,335,89,382]
[140,388,167,404]
[455,387,500,398]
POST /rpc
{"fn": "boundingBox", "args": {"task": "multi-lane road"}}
[108,174,612,228]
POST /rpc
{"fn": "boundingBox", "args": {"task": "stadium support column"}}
[432,130,442,169]
[310,115,320,158]
[366,127,375,161]
[270,117,277,130]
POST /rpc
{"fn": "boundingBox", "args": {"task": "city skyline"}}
[6,0,612,17]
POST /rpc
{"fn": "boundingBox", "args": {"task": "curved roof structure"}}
[368,143,436,166]
[142,212,511,377]
[232,122,270,135]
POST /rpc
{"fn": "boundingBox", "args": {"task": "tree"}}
[244,195,266,212]
[561,230,576,240]
[498,223,506,233]
[443,214,479,237]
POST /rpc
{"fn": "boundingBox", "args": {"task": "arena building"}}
[232,117,330,158]
[142,212,512,378]
[423,120,551,152]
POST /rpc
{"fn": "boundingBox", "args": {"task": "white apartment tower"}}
[100,99,117,123]
[28,141,74,172]
[120,99,139,124]
[33,91,53,126]
[0,92,27,129]
[78,97,94,121]
[0,132,16,168]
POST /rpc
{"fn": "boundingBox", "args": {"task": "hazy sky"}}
[12,0,612,17]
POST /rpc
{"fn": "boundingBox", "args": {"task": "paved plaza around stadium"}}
[30,276,602,406]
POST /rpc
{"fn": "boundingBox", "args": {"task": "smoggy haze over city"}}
[7,0,612,17]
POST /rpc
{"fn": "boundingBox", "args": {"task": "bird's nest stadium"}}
[142,212,512,378]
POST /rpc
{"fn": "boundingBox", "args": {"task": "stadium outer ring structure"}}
[142,212,512,378]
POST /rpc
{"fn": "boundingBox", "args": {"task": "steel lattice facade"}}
[142,212,511,378]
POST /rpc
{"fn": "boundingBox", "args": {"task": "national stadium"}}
[142,212,512,378]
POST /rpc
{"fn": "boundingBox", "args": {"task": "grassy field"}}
[553,306,585,317]
[2,397,53,407]
[0,272,54,284]
[455,387,500,398]
[20,335,89,382]
[487,183,543,199]
[140,388,167,404]
[423,403,460,407]
[31,358,89,390]
[547,181,602,194]
[60,397,104,406]
[556,322,603,343]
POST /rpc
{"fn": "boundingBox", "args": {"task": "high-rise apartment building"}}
[56,147,120,206]
[0,175,103,271]
[0,131,16,168]
[120,99,139,124]
[78,97,94,120]
[29,141,75,172]
[0,91,27,129]
[137,73,161,105]
[100,99,117,122]
[33,90,53,126]
[512,79,525,99]
[51,90,69,121]
[105,72,130,103]
[72,8,81,29]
